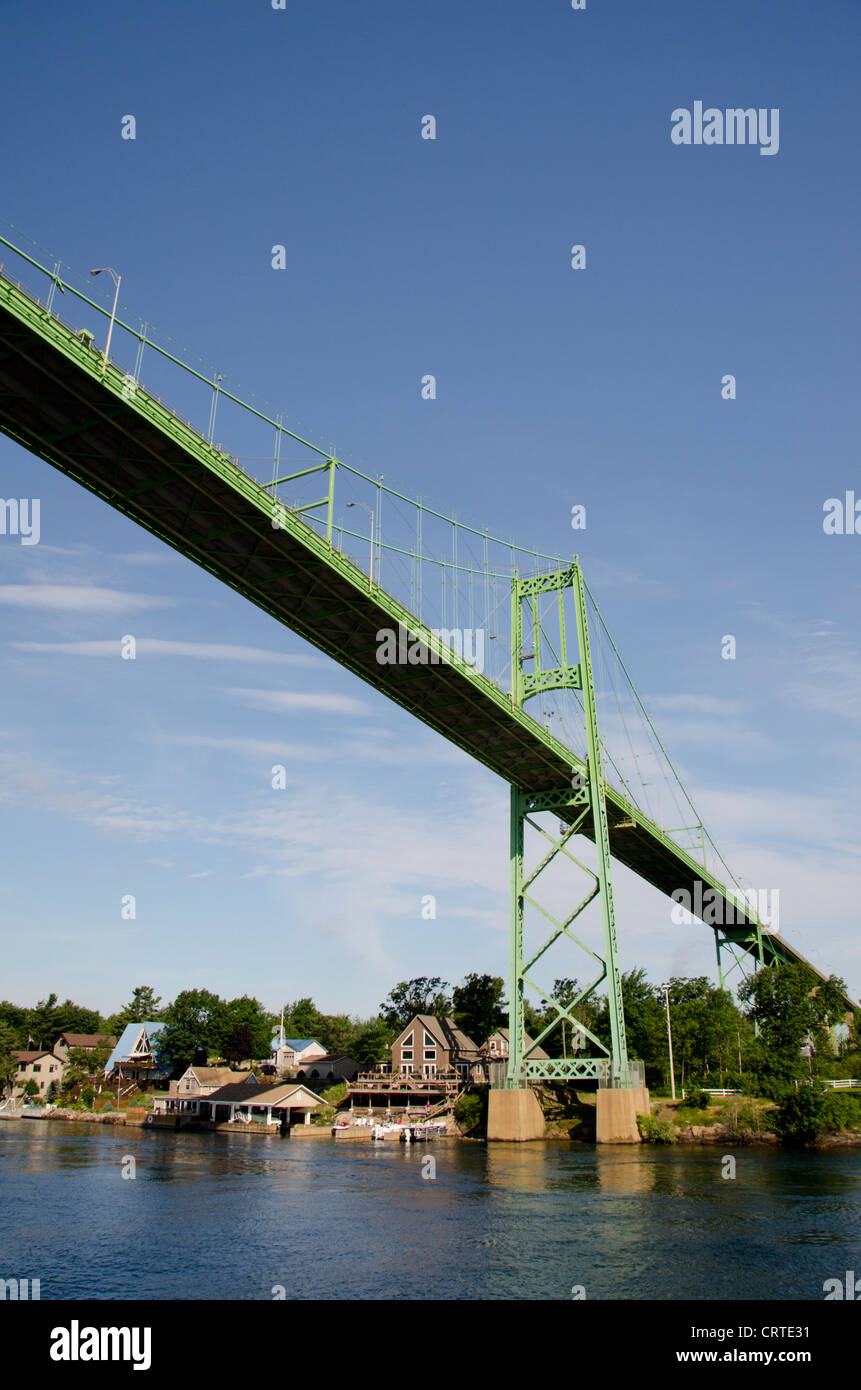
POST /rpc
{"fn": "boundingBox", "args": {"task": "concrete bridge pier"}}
[596,1087,650,1143]
[487,1087,546,1141]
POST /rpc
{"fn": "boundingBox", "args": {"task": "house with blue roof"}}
[270,1034,327,1074]
[104,1022,171,1083]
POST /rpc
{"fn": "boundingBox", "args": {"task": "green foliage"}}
[694,1090,710,1109]
[739,964,848,1088]
[108,985,163,1031]
[80,1086,95,1108]
[0,1002,29,1049]
[637,1114,676,1144]
[350,1018,392,1069]
[22,1079,39,1099]
[66,1046,110,1074]
[721,1099,761,1141]
[315,1081,347,1106]
[159,990,273,1067]
[0,1021,20,1094]
[25,993,104,1050]
[158,988,225,1067]
[772,1086,861,1144]
[454,1091,485,1132]
[281,997,326,1041]
[380,978,451,1032]
[452,974,506,1045]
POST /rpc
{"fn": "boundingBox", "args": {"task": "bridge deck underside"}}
[0,285,834,993]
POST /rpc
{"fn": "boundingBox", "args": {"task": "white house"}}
[270,1035,327,1073]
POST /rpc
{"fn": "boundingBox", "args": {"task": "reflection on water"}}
[0,1126,858,1300]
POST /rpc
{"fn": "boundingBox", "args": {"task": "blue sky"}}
[1,0,859,1017]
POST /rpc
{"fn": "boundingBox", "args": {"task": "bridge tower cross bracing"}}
[506,559,632,1090]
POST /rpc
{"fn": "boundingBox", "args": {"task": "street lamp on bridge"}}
[89,266,121,377]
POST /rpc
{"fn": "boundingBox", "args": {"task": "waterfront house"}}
[390,1016,483,1081]
[11,1049,65,1098]
[297,1054,359,1084]
[270,1035,327,1073]
[196,1079,325,1128]
[346,1016,482,1113]
[103,1022,170,1085]
[54,1032,116,1062]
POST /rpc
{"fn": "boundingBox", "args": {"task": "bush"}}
[454,1092,484,1132]
[771,1085,860,1145]
[637,1114,676,1144]
[694,1090,710,1109]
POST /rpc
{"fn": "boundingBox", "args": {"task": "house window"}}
[401,1049,413,1061]
[489,1040,497,1054]
[456,1062,469,1076]
[32,1064,41,1073]
[423,1064,437,1077]
[402,1032,415,1048]
[423,1049,436,1061]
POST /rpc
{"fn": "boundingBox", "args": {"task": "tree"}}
[281,998,326,1041]
[380,978,451,1031]
[452,974,506,1045]
[0,1001,29,1048]
[0,1022,19,1096]
[23,1080,39,1099]
[739,964,848,1087]
[158,989,227,1068]
[316,1014,355,1056]
[26,994,103,1050]
[664,977,746,1090]
[594,969,666,1082]
[113,986,163,1028]
[66,1045,111,1076]
[221,996,275,1060]
[223,1024,255,1065]
[350,1018,392,1069]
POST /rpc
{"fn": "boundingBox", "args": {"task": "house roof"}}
[56,1033,116,1049]
[298,1055,355,1066]
[104,1022,169,1077]
[14,1050,61,1063]
[203,1080,324,1107]
[184,1066,255,1087]
[399,1015,480,1055]
[271,1036,322,1051]
[202,1081,264,1103]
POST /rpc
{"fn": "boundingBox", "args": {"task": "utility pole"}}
[662,983,676,1101]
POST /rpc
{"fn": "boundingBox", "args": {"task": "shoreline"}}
[5,1110,861,1149]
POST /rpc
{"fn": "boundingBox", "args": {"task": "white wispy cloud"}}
[0,585,172,613]
[9,638,319,663]
[223,686,370,716]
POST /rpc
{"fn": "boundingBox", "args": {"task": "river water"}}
[1,1122,858,1300]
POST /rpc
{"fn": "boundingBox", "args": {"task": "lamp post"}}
[90,267,121,376]
[346,500,374,592]
[661,983,676,1101]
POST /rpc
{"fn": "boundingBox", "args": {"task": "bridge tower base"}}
[596,1087,650,1143]
[487,1087,546,1142]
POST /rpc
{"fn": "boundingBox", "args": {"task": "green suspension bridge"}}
[0,226,852,1092]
